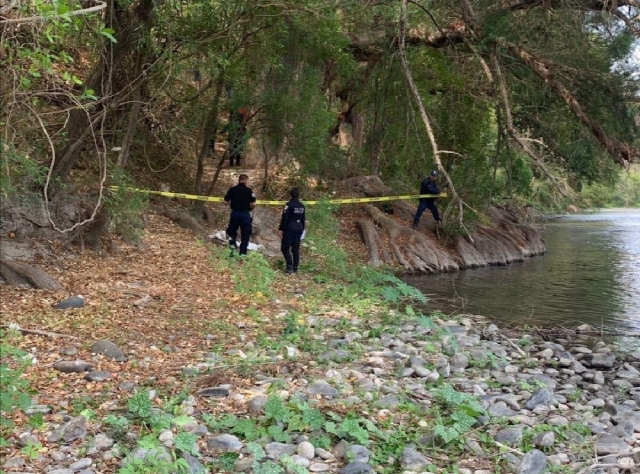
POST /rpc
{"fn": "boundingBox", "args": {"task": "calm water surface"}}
[405,209,640,334]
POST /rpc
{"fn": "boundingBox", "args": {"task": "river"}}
[405,209,640,335]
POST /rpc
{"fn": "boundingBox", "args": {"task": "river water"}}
[405,209,640,334]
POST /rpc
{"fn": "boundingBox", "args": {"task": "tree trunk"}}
[356,219,383,267]
[117,85,143,168]
[51,0,157,182]
[193,74,226,197]
[0,256,62,289]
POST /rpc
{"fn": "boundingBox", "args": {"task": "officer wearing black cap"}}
[278,188,305,274]
[413,170,443,229]
[224,174,256,255]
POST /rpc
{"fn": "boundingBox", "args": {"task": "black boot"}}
[286,265,294,274]
[293,266,298,274]
[412,221,418,230]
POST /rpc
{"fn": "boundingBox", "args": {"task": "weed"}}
[0,330,34,445]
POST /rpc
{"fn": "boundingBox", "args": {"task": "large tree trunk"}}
[51,0,158,182]
[0,256,62,289]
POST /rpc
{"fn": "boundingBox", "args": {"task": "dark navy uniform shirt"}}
[419,179,440,202]
[279,198,306,232]
[224,183,256,211]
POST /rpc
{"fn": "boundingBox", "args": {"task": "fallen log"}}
[0,256,61,290]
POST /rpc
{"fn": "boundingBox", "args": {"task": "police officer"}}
[413,170,443,229]
[278,188,305,274]
[224,174,256,255]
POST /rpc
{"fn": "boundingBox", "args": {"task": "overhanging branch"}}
[0,0,107,25]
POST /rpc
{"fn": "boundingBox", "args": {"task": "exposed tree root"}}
[0,256,62,289]
[159,210,207,238]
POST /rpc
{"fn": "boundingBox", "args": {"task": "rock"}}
[126,446,172,465]
[595,434,631,455]
[48,470,74,474]
[171,416,198,431]
[197,387,229,398]
[60,346,78,356]
[489,401,517,417]
[374,395,399,408]
[84,370,111,382]
[413,366,431,377]
[583,353,616,369]
[610,421,635,438]
[345,445,371,464]
[298,441,315,460]
[90,340,127,362]
[450,353,469,371]
[532,431,555,448]
[495,427,523,446]
[3,457,26,469]
[207,434,243,452]
[338,461,374,474]
[94,433,114,450]
[53,295,85,310]
[308,380,338,398]
[547,415,568,427]
[587,399,605,408]
[524,388,552,410]
[292,455,311,468]
[400,447,429,471]
[51,450,66,461]
[309,462,331,472]
[265,442,296,458]
[48,416,87,443]
[181,451,207,474]
[69,458,92,470]
[517,449,547,474]
[248,395,268,414]
[593,371,605,385]
[611,411,640,432]
[54,360,92,373]
[315,448,334,460]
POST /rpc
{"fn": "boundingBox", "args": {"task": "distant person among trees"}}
[413,170,445,229]
[224,174,256,256]
[278,188,306,274]
[226,108,247,167]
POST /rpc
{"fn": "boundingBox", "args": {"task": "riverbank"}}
[1,212,639,474]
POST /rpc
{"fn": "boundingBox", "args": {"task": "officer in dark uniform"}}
[278,188,305,274]
[413,170,443,229]
[224,174,256,255]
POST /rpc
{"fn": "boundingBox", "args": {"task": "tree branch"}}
[507,42,638,166]
[0,1,107,25]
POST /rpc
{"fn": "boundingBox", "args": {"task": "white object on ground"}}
[301,230,306,240]
[209,231,264,251]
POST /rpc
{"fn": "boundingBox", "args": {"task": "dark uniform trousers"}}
[227,210,252,255]
[281,223,303,271]
[414,199,440,223]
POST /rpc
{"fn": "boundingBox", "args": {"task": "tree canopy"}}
[1,0,639,217]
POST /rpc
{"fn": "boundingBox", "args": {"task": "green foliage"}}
[118,453,190,474]
[128,391,153,419]
[174,431,198,456]
[0,141,49,198]
[579,169,640,208]
[210,246,275,296]
[105,414,130,438]
[430,385,484,446]
[104,169,148,241]
[0,331,33,446]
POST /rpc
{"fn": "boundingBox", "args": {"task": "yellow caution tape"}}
[108,186,447,205]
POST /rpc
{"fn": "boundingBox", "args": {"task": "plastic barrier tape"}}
[108,186,447,205]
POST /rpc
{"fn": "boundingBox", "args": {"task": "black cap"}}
[430,170,438,177]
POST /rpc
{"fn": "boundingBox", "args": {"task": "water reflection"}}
[405,209,640,333]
